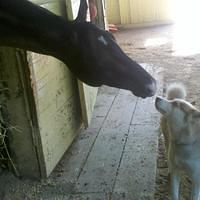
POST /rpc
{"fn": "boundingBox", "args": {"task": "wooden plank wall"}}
[29,0,82,177]
[106,0,121,24]
[106,0,173,25]
[0,0,82,179]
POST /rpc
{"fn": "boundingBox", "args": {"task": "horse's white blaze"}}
[98,35,108,46]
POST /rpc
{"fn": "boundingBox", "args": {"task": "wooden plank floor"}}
[0,66,161,200]
[0,67,159,200]
[46,64,160,200]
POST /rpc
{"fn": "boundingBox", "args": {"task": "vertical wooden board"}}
[69,0,90,20]
[106,0,121,24]
[29,54,82,176]
[142,0,155,22]
[119,0,131,24]
[78,82,98,127]
[29,1,82,177]
[107,0,173,25]
[129,0,157,24]
[102,0,107,28]
[156,0,173,21]
[129,0,141,24]
[92,0,106,29]
[70,0,80,19]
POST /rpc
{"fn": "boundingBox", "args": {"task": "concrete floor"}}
[0,64,160,199]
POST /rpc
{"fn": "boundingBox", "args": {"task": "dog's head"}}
[155,96,200,144]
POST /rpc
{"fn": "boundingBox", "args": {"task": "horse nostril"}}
[146,87,153,95]
[145,81,157,96]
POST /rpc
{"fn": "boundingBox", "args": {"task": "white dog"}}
[155,83,200,200]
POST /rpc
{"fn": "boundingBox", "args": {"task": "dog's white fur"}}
[155,83,200,200]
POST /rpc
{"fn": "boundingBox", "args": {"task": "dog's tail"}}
[166,83,187,100]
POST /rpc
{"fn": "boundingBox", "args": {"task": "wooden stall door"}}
[29,0,82,177]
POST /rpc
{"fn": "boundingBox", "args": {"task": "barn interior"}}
[0,0,200,199]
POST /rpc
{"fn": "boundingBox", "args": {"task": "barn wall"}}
[106,0,121,24]
[29,0,82,177]
[29,53,82,177]
[0,0,83,178]
[0,0,101,179]
[106,0,173,25]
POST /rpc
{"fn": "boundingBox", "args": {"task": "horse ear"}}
[75,0,88,22]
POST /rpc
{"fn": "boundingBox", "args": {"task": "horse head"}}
[0,0,157,98]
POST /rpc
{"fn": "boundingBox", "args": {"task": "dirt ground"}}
[115,24,200,199]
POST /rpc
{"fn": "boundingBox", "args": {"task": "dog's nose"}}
[155,96,162,110]
[156,96,162,103]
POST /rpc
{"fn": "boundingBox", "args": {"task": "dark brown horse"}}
[0,0,157,98]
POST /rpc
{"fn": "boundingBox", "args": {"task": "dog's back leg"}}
[191,181,200,200]
[161,116,169,152]
[170,170,181,200]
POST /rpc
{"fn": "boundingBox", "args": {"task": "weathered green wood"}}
[29,0,82,177]
[78,82,98,127]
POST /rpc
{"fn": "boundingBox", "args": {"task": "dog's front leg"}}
[170,171,180,200]
[191,181,200,200]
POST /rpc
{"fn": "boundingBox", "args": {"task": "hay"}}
[0,82,20,176]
